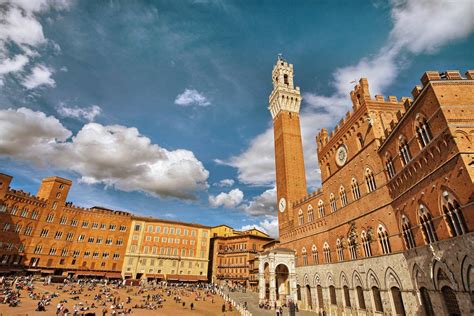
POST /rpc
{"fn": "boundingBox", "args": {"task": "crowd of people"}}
[0,275,236,315]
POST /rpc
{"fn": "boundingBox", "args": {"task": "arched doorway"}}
[306,284,313,309]
[390,286,406,316]
[275,263,289,303]
[419,287,434,316]
[441,286,461,316]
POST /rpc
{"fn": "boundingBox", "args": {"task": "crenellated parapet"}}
[378,69,474,148]
[5,189,46,207]
[292,188,323,208]
[316,78,408,154]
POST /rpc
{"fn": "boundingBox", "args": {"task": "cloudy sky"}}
[0,0,473,237]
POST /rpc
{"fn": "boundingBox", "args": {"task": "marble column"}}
[269,271,276,306]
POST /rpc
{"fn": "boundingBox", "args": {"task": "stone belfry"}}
[269,55,307,228]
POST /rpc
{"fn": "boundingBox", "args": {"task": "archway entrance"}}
[275,263,289,303]
[306,284,313,309]
[441,286,461,316]
[258,248,297,306]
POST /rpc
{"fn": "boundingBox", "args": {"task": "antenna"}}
[277,53,284,61]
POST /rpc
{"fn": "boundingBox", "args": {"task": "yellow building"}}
[122,216,210,282]
[211,224,270,238]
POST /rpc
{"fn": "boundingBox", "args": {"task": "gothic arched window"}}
[323,242,331,263]
[307,205,314,222]
[330,193,337,212]
[298,209,304,226]
[336,239,344,261]
[385,153,396,179]
[402,215,416,249]
[399,136,412,166]
[351,178,361,200]
[348,236,357,260]
[415,115,432,148]
[311,244,318,264]
[340,186,348,207]
[318,200,325,218]
[365,168,377,193]
[419,205,438,244]
[301,247,308,266]
[442,191,467,237]
[378,224,391,254]
[361,230,371,257]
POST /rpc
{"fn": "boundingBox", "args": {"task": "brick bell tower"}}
[269,55,307,229]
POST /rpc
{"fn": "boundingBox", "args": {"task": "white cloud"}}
[389,0,474,55]
[22,64,55,89]
[175,88,211,106]
[222,0,474,188]
[0,107,72,159]
[215,178,235,187]
[57,103,102,122]
[241,215,279,238]
[0,0,72,82]
[0,107,210,200]
[239,187,276,216]
[0,54,28,75]
[216,128,275,186]
[209,188,244,208]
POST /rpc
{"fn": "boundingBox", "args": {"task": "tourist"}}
[190,302,194,310]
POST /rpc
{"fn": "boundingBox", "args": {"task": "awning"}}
[105,272,123,279]
[41,270,54,274]
[177,275,208,282]
[146,274,164,279]
[75,271,105,277]
[166,274,180,281]
[26,268,40,272]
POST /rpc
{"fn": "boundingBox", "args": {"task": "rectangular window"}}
[60,216,67,224]
[66,232,74,241]
[119,225,127,232]
[82,221,89,228]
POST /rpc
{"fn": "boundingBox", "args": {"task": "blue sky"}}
[0,0,473,237]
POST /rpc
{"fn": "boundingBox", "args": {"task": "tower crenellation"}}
[269,56,302,119]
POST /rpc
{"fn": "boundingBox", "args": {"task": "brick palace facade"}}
[260,56,473,315]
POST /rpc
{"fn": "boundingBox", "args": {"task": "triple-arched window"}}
[399,136,412,165]
[323,242,331,263]
[378,224,391,254]
[365,168,377,192]
[336,239,344,261]
[351,178,361,200]
[339,186,348,207]
[298,209,304,226]
[348,236,357,260]
[307,205,314,222]
[329,193,337,212]
[385,153,396,178]
[301,247,308,265]
[415,115,432,148]
[419,205,438,244]
[318,200,325,218]
[401,215,416,249]
[311,244,318,264]
[442,191,467,237]
[361,230,372,257]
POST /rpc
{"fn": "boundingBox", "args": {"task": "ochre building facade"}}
[122,217,210,282]
[261,57,474,315]
[0,174,131,278]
